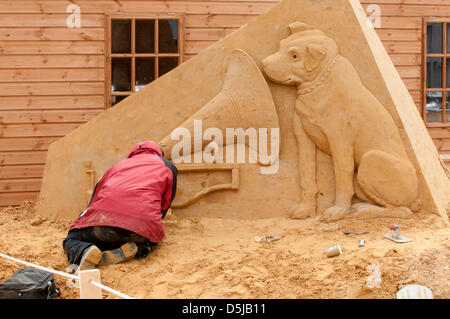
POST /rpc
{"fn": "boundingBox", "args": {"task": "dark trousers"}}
[63,226,157,265]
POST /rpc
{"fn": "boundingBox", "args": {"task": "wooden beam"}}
[0,109,103,124]
[0,82,104,96]
[0,55,104,68]
[185,27,237,41]
[0,1,277,15]
[0,13,104,27]
[360,0,450,5]
[395,65,421,78]
[185,14,258,28]
[0,151,47,165]
[0,68,104,83]
[0,165,45,179]
[0,28,104,41]
[0,137,58,151]
[0,95,105,110]
[0,41,105,55]
[389,54,421,66]
[382,41,422,54]
[0,178,42,193]
[0,123,84,137]
[375,28,421,42]
[0,191,39,207]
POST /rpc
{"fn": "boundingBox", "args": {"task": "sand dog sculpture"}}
[262,22,421,222]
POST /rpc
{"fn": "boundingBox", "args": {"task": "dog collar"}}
[297,56,339,95]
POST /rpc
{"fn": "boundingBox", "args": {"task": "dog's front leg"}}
[321,138,355,222]
[289,113,318,219]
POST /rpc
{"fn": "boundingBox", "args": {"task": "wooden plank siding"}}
[0,0,448,208]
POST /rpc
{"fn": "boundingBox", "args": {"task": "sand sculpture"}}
[262,22,420,222]
[37,0,449,223]
[159,49,280,169]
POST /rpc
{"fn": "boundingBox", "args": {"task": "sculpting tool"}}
[384,224,412,243]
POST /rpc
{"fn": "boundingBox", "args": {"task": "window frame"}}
[105,13,184,108]
[422,17,450,127]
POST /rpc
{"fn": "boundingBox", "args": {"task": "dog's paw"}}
[289,202,315,219]
[320,205,349,222]
[352,204,413,219]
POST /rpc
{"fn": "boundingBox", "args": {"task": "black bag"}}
[0,268,60,299]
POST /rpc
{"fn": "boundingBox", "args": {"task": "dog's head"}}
[262,22,339,86]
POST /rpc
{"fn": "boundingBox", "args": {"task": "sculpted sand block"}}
[37,0,449,223]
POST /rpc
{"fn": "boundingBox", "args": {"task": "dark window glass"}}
[427,57,442,88]
[447,93,450,122]
[135,58,155,91]
[111,95,128,106]
[447,23,450,53]
[136,20,155,53]
[427,23,443,54]
[111,20,131,53]
[447,58,450,88]
[159,20,178,53]
[111,58,131,92]
[159,57,178,77]
[426,92,443,123]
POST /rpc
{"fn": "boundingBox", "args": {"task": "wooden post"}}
[79,269,102,299]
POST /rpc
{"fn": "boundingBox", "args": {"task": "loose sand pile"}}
[0,201,449,299]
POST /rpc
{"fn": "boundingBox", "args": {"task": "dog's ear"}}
[304,44,327,72]
[288,22,314,35]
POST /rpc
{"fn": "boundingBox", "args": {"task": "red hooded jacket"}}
[70,141,177,243]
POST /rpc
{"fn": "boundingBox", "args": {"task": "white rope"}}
[89,279,134,299]
[0,251,134,299]
[0,252,78,279]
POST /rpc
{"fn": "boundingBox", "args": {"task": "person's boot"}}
[78,245,102,270]
[98,242,138,266]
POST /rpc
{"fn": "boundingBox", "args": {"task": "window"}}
[106,14,183,107]
[423,19,450,125]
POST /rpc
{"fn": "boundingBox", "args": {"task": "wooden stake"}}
[79,269,102,299]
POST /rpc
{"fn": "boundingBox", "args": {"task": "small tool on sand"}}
[344,231,369,235]
[384,224,412,243]
[265,235,282,243]
[325,244,342,258]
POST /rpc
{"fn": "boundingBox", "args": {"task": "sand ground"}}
[0,201,449,299]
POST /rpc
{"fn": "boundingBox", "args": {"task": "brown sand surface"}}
[0,201,449,299]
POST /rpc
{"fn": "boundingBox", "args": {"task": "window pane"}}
[111,95,128,106]
[447,58,450,88]
[427,57,442,89]
[427,23,443,54]
[426,92,443,123]
[111,20,131,54]
[111,58,131,92]
[159,20,178,53]
[447,93,450,122]
[447,23,450,53]
[136,58,155,91]
[158,57,178,77]
[136,20,155,53]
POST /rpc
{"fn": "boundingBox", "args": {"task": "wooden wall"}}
[0,0,448,208]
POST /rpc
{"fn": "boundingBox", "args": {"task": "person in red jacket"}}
[62,141,177,270]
